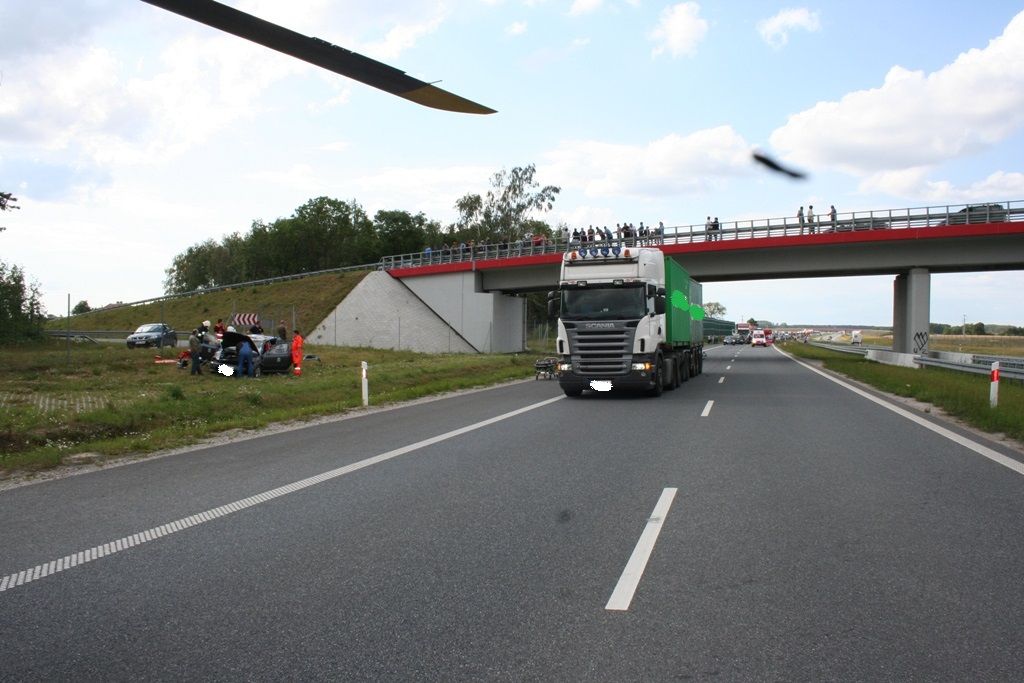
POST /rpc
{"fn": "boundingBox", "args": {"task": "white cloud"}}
[757,8,820,49]
[0,0,123,59]
[360,13,446,61]
[769,10,1024,175]
[0,21,304,173]
[649,2,708,58]
[859,169,1024,203]
[349,164,497,222]
[543,126,752,198]
[569,0,603,17]
[506,21,528,36]
[320,141,352,153]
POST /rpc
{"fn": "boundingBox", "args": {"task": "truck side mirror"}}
[547,292,559,319]
[654,296,666,315]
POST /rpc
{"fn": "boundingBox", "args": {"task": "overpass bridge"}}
[310,201,1024,354]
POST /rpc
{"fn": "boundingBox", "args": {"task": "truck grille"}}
[565,324,634,375]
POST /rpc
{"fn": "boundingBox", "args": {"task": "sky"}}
[2,0,1023,327]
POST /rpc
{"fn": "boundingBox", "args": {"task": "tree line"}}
[164,164,560,294]
[930,322,1024,336]
[0,261,44,342]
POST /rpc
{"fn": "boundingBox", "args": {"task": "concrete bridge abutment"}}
[309,271,525,354]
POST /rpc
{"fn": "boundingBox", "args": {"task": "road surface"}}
[2,345,1024,680]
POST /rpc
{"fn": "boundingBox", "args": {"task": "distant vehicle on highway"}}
[126,323,177,349]
[751,329,767,347]
[851,330,863,345]
[938,204,1007,225]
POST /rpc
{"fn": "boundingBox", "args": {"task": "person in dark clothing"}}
[188,329,202,375]
[236,340,255,378]
[276,320,287,341]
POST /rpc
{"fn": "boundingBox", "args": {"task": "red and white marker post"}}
[990,361,1000,409]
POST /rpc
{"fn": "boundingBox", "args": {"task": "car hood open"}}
[220,330,260,352]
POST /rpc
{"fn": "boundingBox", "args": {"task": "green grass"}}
[781,341,1024,443]
[0,339,536,475]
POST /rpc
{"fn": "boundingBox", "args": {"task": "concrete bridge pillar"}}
[893,267,930,354]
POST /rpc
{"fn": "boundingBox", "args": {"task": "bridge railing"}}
[378,200,1023,270]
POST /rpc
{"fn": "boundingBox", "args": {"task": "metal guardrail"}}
[808,341,1024,380]
[61,261,381,319]
[379,199,1024,271]
[46,330,131,339]
[915,356,1024,381]
[975,354,1024,372]
[808,342,869,356]
[44,332,100,343]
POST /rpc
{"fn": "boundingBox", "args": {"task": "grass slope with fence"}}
[45,271,369,338]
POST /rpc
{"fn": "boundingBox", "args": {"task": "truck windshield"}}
[561,286,646,320]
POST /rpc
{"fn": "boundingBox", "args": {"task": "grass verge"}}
[780,342,1024,444]
[0,339,537,476]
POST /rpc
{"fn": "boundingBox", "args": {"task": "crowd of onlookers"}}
[410,221,669,264]
[404,207,852,264]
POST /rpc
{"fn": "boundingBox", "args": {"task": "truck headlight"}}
[558,363,572,371]
[631,362,652,371]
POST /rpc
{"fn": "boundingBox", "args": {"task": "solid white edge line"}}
[0,394,566,594]
[701,400,714,417]
[718,377,725,384]
[606,487,678,611]
[774,345,1024,477]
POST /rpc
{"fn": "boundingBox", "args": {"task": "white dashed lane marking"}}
[701,400,714,417]
[606,487,678,611]
[0,395,565,594]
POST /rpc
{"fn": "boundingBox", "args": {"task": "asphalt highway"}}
[3,344,1024,681]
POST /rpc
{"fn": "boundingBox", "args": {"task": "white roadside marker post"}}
[361,361,369,407]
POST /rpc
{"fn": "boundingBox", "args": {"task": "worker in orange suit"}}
[291,329,305,376]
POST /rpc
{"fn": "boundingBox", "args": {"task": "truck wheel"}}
[681,353,690,382]
[563,387,583,397]
[696,351,704,375]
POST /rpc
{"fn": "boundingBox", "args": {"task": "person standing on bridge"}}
[797,206,805,234]
[705,216,713,241]
[808,205,816,234]
[712,217,720,241]
[830,204,838,231]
